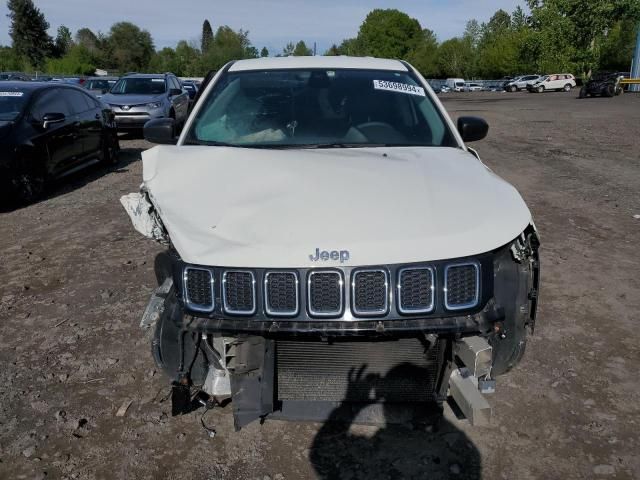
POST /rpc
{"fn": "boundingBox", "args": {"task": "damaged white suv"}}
[122,56,540,429]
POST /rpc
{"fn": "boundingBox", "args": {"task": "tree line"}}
[1,0,638,79]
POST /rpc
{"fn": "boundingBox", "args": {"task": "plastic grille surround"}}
[445,263,479,309]
[399,268,434,312]
[223,271,255,314]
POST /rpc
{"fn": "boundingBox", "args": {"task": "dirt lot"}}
[1,90,639,480]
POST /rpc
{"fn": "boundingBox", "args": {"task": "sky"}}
[0,0,526,55]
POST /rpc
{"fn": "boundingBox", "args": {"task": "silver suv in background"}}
[504,75,542,92]
[101,73,189,132]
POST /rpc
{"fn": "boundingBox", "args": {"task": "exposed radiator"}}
[276,338,443,403]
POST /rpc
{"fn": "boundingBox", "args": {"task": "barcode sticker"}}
[0,91,24,97]
[373,80,425,97]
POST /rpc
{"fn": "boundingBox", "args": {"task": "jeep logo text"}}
[309,248,350,263]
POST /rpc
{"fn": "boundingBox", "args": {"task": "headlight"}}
[146,102,162,109]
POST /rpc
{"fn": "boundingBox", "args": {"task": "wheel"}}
[537,85,544,93]
[563,83,572,92]
[603,84,615,97]
[579,87,587,98]
[12,169,45,204]
[615,86,623,96]
[101,134,120,165]
[510,85,517,92]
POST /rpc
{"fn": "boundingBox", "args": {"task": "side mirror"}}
[457,116,488,143]
[42,112,66,129]
[169,88,182,96]
[144,118,176,144]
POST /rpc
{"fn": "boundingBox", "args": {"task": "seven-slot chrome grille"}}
[182,260,483,319]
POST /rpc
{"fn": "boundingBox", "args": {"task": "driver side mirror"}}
[144,118,177,144]
[457,116,488,143]
[42,112,66,129]
[169,88,182,96]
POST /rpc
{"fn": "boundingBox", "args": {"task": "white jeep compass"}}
[122,56,540,428]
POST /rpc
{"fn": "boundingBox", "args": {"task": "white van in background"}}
[446,78,466,92]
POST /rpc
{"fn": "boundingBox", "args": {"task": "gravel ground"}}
[1,91,639,480]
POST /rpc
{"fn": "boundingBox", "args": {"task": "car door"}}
[66,88,102,161]
[170,76,189,121]
[28,88,81,177]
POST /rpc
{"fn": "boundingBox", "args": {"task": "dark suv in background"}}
[101,73,189,133]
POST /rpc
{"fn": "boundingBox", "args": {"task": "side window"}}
[170,77,181,91]
[30,89,72,120]
[65,89,93,114]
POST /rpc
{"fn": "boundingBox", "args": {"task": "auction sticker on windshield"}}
[0,92,24,96]
[373,80,425,97]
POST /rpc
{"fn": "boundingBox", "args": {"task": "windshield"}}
[0,89,28,121]
[110,77,166,95]
[186,69,456,148]
[86,79,115,91]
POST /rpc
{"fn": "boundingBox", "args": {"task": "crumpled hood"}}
[101,93,162,106]
[142,145,532,268]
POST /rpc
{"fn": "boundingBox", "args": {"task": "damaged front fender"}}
[120,191,169,244]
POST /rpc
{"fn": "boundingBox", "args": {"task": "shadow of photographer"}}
[309,364,481,480]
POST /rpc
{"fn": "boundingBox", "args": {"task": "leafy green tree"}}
[356,9,423,58]
[0,45,27,71]
[463,20,482,49]
[200,26,257,71]
[335,38,364,56]
[7,0,53,68]
[293,40,312,56]
[281,42,295,56]
[46,45,96,75]
[526,0,640,76]
[202,20,213,53]
[324,44,341,56]
[104,22,155,72]
[75,28,99,51]
[512,6,528,30]
[436,37,474,78]
[53,26,73,58]
[406,29,439,77]
[598,19,637,71]
[260,47,269,57]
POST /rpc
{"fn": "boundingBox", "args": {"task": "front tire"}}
[603,84,615,97]
[537,85,544,93]
[101,134,120,166]
[563,83,572,92]
[579,87,588,98]
[510,85,517,92]
[12,170,45,204]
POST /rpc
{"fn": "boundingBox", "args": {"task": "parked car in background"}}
[504,75,542,92]
[464,82,483,92]
[579,73,624,98]
[0,72,31,81]
[527,74,576,93]
[446,78,466,92]
[181,80,199,107]
[0,82,119,203]
[439,85,451,93]
[101,73,189,133]
[84,76,119,99]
